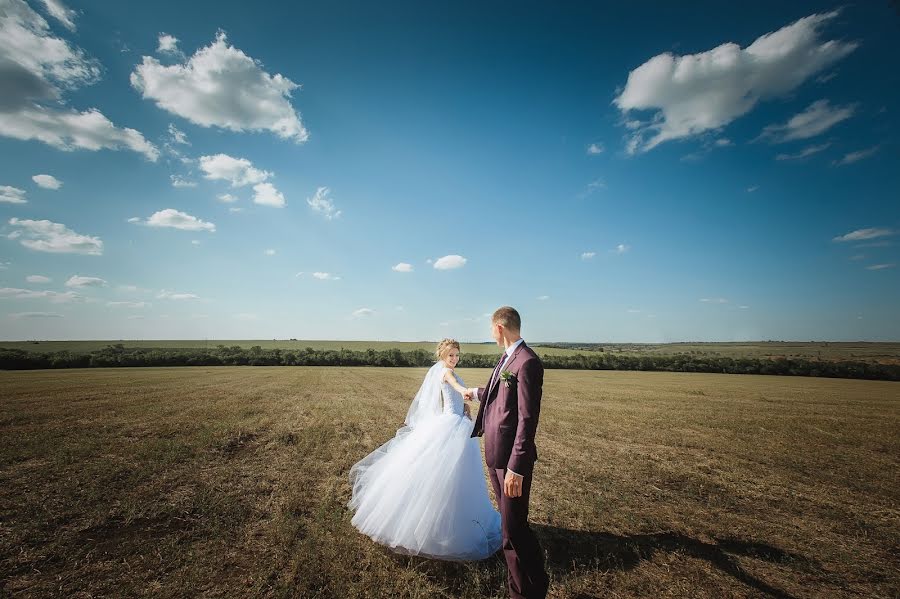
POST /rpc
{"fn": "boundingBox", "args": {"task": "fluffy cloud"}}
[32,173,62,189]
[7,217,102,254]
[199,154,270,187]
[307,186,341,219]
[106,301,149,308]
[581,252,596,260]
[253,182,285,207]
[65,275,106,287]
[612,243,630,254]
[264,248,275,256]
[167,123,189,145]
[0,1,158,159]
[586,143,604,155]
[757,100,855,143]
[216,193,238,203]
[865,264,895,270]
[832,146,880,166]
[26,275,50,283]
[131,31,308,142]
[130,209,216,232]
[1,186,27,204]
[832,228,894,242]
[0,106,160,160]
[433,255,467,270]
[157,33,182,56]
[352,308,375,318]
[613,10,857,153]
[392,262,413,272]
[700,297,729,303]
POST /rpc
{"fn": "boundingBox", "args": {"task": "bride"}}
[347,338,502,560]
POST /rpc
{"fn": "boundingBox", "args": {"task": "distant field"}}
[1,366,897,597]
[2,339,899,363]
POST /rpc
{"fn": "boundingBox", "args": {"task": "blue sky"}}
[1,0,898,342]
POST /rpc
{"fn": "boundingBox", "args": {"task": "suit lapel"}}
[487,340,526,400]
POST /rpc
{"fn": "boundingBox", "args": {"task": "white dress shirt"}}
[469,338,525,478]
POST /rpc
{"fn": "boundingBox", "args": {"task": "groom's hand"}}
[504,470,524,498]
[463,388,474,401]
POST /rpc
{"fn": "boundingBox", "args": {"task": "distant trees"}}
[0,344,897,381]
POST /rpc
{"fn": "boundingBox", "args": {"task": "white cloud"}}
[131,208,216,232]
[31,174,61,189]
[775,142,831,161]
[106,301,149,308]
[392,262,413,272]
[191,239,200,246]
[613,243,630,254]
[586,142,604,155]
[37,0,76,31]
[0,260,9,270]
[7,217,102,254]
[433,255,467,270]
[216,193,239,203]
[311,272,340,280]
[264,248,275,255]
[9,311,64,318]
[307,186,341,219]
[0,2,158,159]
[865,264,895,270]
[832,228,895,243]
[0,287,81,303]
[537,295,550,301]
[613,10,857,153]
[253,182,285,207]
[352,308,375,318]
[131,31,308,142]
[581,252,596,260]
[157,289,200,300]
[578,179,606,199]
[0,106,160,160]
[228,207,242,213]
[156,33,182,57]
[26,275,50,283]
[199,154,270,187]
[714,138,733,147]
[166,123,189,145]
[832,146,880,166]
[746,185,759,193]
[700,297,728,303]
[65,275,106,287]
[757,100,854,143]
[1,186,27,204]
[170,174,196,188]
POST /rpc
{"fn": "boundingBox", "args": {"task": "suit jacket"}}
[471,340,544,477]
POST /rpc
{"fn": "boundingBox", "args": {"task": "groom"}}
[465,306,549,599]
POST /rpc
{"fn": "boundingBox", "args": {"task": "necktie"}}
[489,352,507,390]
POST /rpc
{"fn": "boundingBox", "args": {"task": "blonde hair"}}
[435,338,461,360]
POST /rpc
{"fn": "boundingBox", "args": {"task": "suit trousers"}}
[488,467,549,599]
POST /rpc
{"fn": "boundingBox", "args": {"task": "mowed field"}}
[1,367,898,598]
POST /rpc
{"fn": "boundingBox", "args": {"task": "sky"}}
[0,0,898,343]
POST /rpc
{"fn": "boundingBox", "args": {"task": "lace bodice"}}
[440,368,466,416]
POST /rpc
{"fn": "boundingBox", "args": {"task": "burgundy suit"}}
[471,341,549,599]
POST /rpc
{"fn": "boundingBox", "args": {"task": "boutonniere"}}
[499,370,515,388]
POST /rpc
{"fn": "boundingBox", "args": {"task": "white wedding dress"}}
[347,362,502,560]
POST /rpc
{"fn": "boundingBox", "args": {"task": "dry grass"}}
[0,367,897,598]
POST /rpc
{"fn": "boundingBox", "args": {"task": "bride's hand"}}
[463,404,471,419]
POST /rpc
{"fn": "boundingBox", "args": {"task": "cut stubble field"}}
[0,367,897,598]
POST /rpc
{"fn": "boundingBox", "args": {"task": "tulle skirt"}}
[347,412,502,561]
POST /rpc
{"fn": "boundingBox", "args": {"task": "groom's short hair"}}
[492,306,521,332]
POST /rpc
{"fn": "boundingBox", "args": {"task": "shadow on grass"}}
[536,524,820,598]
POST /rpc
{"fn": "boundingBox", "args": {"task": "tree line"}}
[0,344,897,381]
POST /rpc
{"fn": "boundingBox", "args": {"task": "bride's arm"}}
[442,370,469,396]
